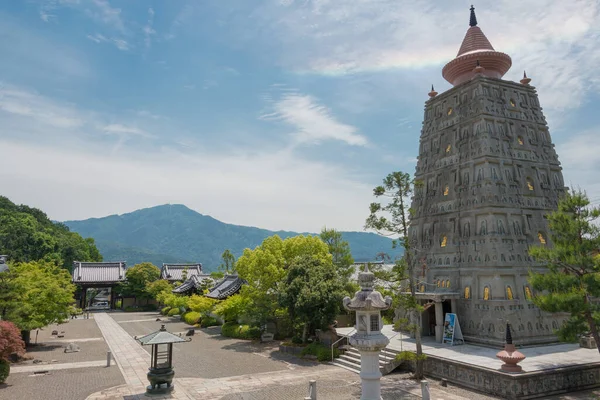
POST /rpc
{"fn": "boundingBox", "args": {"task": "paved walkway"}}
[93,313,195,399]
[11,360,108,373]
[87,365,436,400]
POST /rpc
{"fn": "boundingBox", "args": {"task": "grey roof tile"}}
[72,261,127,283]
[161,263,203,281]
[205,275,246,300]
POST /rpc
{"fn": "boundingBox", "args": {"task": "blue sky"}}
[1,0,599,232]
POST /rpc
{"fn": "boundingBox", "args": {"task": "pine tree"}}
[365,171,425,379]
[528,190,600,353]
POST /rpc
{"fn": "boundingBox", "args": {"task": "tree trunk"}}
[586,312,600,354]
[302,323,309,344]
[414,310,424,379]
[21,330,31,346]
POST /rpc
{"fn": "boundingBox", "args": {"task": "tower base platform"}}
[336,325,600,399]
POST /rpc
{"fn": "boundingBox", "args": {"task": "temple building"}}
[160,263,204,283]
[72,261,127,309]
[408,6,567,346]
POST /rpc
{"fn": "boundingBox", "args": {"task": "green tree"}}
[157,292,188,310]
[187,295,217,318]
[146,279,173,300]
[236,235,331,324]
[118,262,160,303]
[528,190,600,352]
[0,261,76,343]
[365,171,425,379]
[280,255,345,343]
[213,294,246,323]
[218,249,236,274]
[320,228,354,281]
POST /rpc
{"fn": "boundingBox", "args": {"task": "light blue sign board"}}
[442,313,464,345]
[442,313,456,345]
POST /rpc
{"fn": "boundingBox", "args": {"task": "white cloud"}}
[261,90,367,146]
[103,124,150,137]
[88,0,125,32]
[0,140,373,233]
[0,85,82,129]
[241,0,600,111]
[86,33,129,51]
[112,38,129,51]
[0,82,375,232]
[556,130,600,201]
[144,8,156,48]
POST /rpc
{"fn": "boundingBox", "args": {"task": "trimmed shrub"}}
[200,316,220,328]
[221,322,261,339]
[300,342,339,361]
[183,311,201,325]
[0,359,9,384]
[291,336,303,344]
[167,308,180,317]
[161,307,171,316]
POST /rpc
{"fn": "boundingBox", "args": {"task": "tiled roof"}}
[172,274,213,294]
[205,275,247,300]
[72,261,127,284]
[161,263,203,281]
[0,255,8,273]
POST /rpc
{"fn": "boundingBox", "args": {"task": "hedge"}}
[200,316,220,328]
[183,311,201,325]
[167,308,180,317]
[161,307,171,316]
[221,322,261,339]
[0,359,9,384]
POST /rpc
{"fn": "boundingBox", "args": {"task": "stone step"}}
[333,345,404,376]
[331,360,361,374]
[343,349,397,365]
[339,353,361,363]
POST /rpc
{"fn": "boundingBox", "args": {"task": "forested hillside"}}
[0,196,102,270]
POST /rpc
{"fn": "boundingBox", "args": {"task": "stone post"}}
[434,301,444,342]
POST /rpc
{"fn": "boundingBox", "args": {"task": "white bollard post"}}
[106,351,112,367]
[304,380,316,400]
[421,380,430,400]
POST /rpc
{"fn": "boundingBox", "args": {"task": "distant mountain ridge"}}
[64,204,402,271]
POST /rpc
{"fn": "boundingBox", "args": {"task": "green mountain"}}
[64,204,402,271]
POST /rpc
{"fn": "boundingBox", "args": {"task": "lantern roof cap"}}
[343,264,392,311]
[136,325,189,345]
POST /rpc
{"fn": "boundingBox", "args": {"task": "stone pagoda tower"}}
[408,6,567,346]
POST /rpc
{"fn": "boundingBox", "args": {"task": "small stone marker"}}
[185,329,194,337]
[64,343,81,353]
[51,330,58,336]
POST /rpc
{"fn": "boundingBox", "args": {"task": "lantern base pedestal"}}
[146,367,175,395]
[146,383,174,395]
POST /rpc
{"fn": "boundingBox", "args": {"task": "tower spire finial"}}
[469,5,478,27]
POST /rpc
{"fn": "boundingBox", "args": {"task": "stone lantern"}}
[136,324,191,395]
[343,265,392,400]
